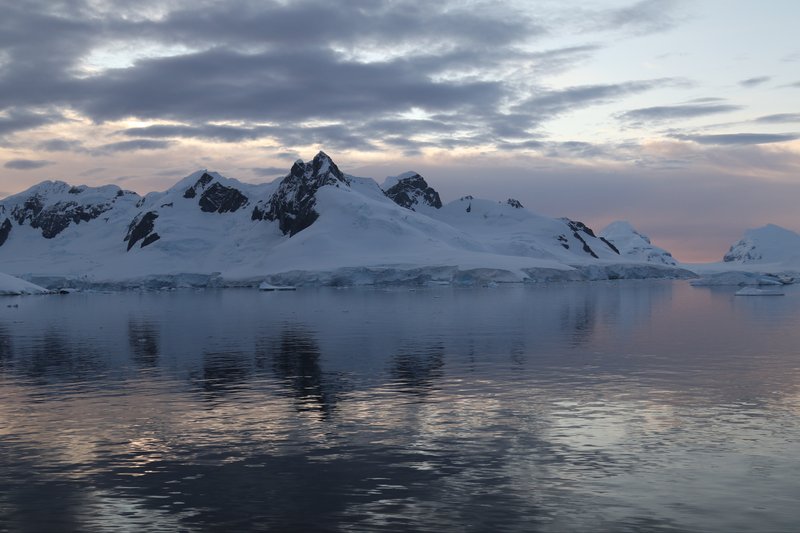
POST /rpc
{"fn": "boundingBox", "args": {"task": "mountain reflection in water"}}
[1,282,799,532]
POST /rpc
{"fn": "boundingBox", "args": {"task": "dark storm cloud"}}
[0,2,97,109]
[76,47,505,124]
[618,103,742,123]
[92,139,174,155]
[137,0,540,50]
[4,159,55,170]
[671,133,799,145]
[0,1,529,119]
[755,113,800,124]
[739,76,771,87]
[0,0,686,152]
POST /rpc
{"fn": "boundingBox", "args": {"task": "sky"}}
[0,0,798,262]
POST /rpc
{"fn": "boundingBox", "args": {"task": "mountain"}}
[383,172,443,211]
[0,180,139,242]
[0,152,693,287]
[723,224,800,264]
[599,221,677,266]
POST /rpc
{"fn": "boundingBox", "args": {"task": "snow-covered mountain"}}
[600,221,677,266]
[383,172,443,211]
[0,152,693,287]
[723,224,800,264]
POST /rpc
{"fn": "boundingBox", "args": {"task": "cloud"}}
[739,76,771,87]
[4,158,55,170]
[92,139,174,155]
[671,133,799,145]
[618,103,742,123]
[38,138,85,151]
[0,109,61,136]
[755,113,800,124]
[0,0,689,154]
[514,79,673,117]
[495,139,546,152]
[75,47,506,125]
[120,124,271,143]
[1,0,795,210]
[598,0,683,35]
[249,166,288,177]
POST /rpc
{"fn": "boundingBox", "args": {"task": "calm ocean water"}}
[1,281,799,532]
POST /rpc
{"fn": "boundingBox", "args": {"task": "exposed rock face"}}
[0,218,11,247]
[722,224,800,263]
[560,218,601,258]
[724,247,761,263]
[199,183,248,213]
[506,198,524,209]
[125,211,159,251]
[384,173,442,211]
[600,221,676,266]
[182,172,249,213]
[599,237,620,255]
[565,219,597,238]
[183,173,214,199]
[253,151,350,236]
[10,191,116,239]
[562,218,622,258]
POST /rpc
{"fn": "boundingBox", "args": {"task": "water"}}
[1,281,799,532]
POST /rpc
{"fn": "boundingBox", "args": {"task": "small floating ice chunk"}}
[735,287,784,296]
[258,281,296,291]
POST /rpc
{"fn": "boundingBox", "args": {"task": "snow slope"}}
[0,152,694,288]
[600,221,677,266]
[686,224,800,284]
[0,272,48,295]
[723,224,800,264]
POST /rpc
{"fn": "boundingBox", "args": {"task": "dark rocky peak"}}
[183,172,215,199]
[506,198,524,209]
[288,151,347,188]
[562,218,596,238]
[3,181,130,240]
[179,171,249,214]
[384,172,442,211]
[199,183,248,213]
[253,151,351,236]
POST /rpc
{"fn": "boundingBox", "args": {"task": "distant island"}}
[0,152,797,291]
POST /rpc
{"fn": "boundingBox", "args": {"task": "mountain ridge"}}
[0,151,709,287]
